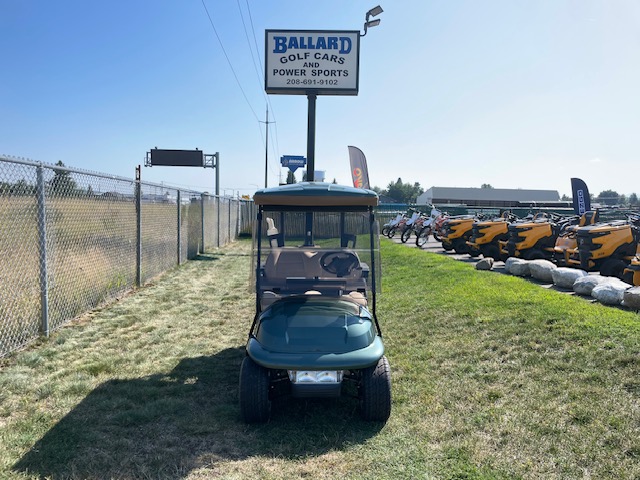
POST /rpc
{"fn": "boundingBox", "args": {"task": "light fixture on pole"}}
[361,5,383,37]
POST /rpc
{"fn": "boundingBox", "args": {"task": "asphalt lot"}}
[389,234,506,268]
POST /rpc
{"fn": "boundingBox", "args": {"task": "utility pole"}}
[260,106,275,188]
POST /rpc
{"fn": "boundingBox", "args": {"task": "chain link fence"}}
[0,156,254,357]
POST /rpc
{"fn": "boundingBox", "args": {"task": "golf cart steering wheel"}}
[320,251,360,277]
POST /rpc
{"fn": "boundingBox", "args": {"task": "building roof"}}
[420,186,559,203]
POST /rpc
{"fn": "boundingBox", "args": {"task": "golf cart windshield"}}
[250,183,380,311]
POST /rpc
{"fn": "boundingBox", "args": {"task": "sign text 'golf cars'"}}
[265,30,360,95]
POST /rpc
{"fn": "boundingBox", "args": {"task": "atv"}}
[240,182,391,423]
[467,211,518,261]
[440,215,481,256]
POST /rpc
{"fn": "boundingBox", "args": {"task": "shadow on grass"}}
[14,348,382,479]
[192,253,220,262]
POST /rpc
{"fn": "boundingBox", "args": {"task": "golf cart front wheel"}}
[239,356,271,423]
[359,356,392,422]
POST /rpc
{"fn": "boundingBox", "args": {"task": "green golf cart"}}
[239,182,391,423]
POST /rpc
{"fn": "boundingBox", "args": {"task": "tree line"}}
[0,161,87,197]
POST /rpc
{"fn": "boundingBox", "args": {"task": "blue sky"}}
[1,1,639,198]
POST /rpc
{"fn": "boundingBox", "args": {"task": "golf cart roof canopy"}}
[253,182,378,208]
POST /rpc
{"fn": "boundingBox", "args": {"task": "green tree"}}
[12,179,36,196]
[597,190,620,206]
[561,194,570,201]
[629,193,638,205]
[481,183,494,189]
[385,178,424,204]
[286,171,297,184]
[49,161,78,196]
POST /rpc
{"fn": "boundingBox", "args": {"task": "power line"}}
[244,0,281,160]
[200,0,260,122]
[236,0,266,100]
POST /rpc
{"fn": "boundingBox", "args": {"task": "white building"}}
[417,186,560,208]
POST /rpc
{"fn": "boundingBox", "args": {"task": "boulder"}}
[476,258,494,271]
[504,257,518,274]
[508,258,530,277]
[591,280,629,305]
[551,267,588,289]
[573,275,611,296]
[623,286,640,310]
[528,259,557,283]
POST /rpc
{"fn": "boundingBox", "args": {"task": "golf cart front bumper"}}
[246,336,384,371]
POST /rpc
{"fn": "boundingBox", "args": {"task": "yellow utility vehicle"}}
[467,212,518,261]
[440,215,481,256]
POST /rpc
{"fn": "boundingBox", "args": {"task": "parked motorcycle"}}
[381,212,405,237]
[415,208,444,247]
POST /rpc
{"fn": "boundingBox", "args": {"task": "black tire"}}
[600,258,627,278]
[622,270,634,285]
[387,227,397,238]
[239,356,271,423]
[441,240,454,251]
[400,227,412,243]
[359,356,392,422]
[482,244,501,261]
[452,238,468,254]
[468,245,481,257]
[433,233,442,242]
[525,249,545,260]
[381,226,390,236]
[416,226,431,247]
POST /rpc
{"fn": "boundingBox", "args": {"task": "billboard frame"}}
[265,29,360,96]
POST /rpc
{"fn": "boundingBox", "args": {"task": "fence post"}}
[201,193,205,254]
[135,170,142,287]
[177,190,182,265]
[228,197,232,242]
[36,164,49,337]
[217,196,221,247]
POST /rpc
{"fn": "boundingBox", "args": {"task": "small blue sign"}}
[280,155,307,172]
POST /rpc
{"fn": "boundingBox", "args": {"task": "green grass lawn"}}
[1,239,638,479]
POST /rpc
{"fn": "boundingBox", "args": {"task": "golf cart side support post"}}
[252,208,264,331]
[369,207,382,336]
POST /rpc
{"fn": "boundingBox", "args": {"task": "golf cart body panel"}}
[246,337,385,371]
[246,295,384,370]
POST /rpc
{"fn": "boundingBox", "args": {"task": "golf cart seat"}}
[260,289,367,311]
[262,248,364,282]
[260,247,368,304]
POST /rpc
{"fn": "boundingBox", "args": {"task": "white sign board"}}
[265,30,360,96]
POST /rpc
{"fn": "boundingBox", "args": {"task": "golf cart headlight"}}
[288,370,343,383]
